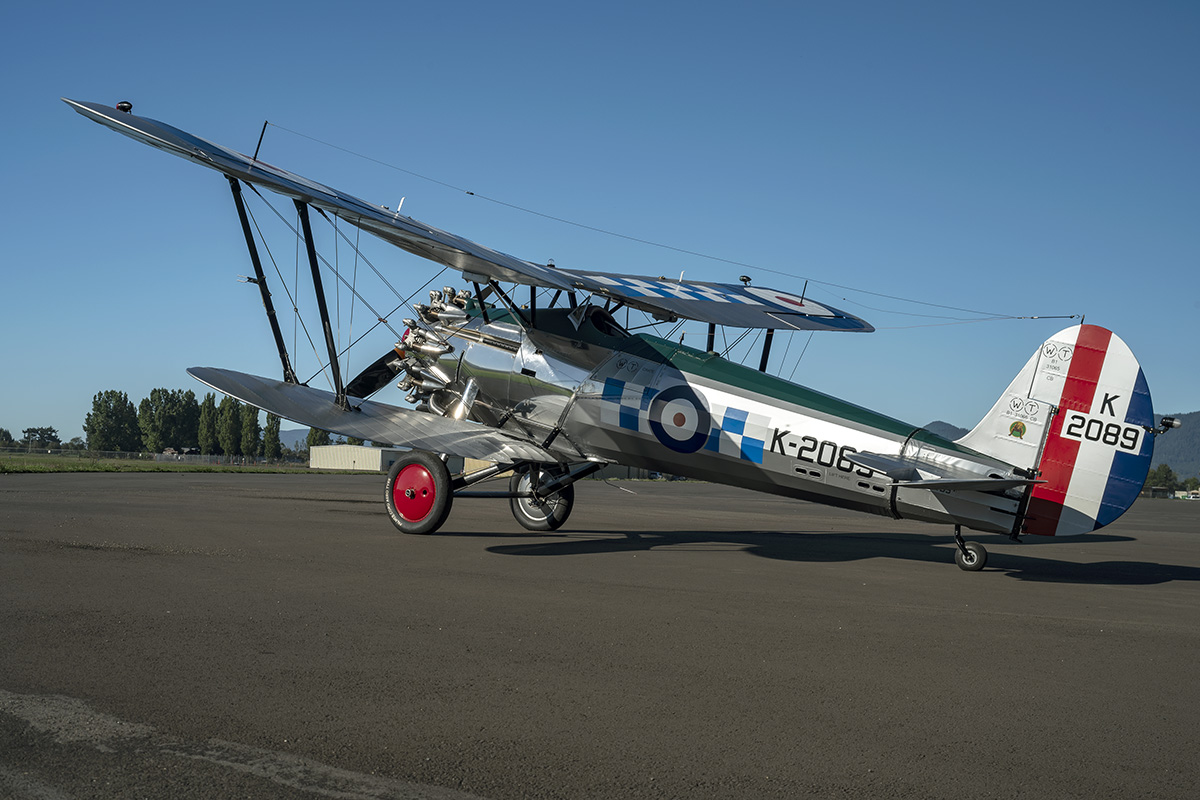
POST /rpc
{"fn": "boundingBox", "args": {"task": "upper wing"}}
[564,271,872,331]
[65,98,870,332]
[188,367,555,464]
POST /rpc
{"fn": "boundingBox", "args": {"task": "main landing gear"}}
[509,464,575,531]
[385,450,454,534]
[384,451,599,535]
[952,525,988,571]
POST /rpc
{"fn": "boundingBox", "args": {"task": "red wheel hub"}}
[392,464,436,521]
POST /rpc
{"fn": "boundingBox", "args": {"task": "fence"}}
[0,447,303,466]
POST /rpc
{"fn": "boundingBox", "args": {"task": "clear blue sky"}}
[3,1,1197,442]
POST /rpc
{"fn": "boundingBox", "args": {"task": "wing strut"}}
[758,328,776,373]
[228,178,298,384]
[294,200,349,410]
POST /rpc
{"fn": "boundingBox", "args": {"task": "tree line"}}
[76,388,286,458]
[3,388,375,458]
[0,426,84,451]
[1144,463,1200,494]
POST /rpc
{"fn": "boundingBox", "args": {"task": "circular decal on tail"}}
[648,385,711,453]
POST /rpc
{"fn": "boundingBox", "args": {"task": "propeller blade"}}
[345,346,406,399]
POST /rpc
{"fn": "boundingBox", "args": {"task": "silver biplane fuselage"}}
[419,296,1024,536]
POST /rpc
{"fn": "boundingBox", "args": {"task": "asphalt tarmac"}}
[2,473,1198,799]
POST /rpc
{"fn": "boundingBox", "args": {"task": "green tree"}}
[0,428,14,448]
[1145,463,1180,492]
[217,396,243,457]
[84,390,140,452]
[22,427,60,449]
[61,437,87,451]
[306,427,331,448]
[346,436,364,446]
[173,389,200,450]
[138,395,164,453]
[1185,477,1200,493]
[198,393,219,455]
[139,389,202,453]
[240,404,262,459]
[263,414,282,461]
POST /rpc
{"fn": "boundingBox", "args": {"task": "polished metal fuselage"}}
[436,307,1024,534]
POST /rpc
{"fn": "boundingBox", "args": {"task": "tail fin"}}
[957,324,1154,536]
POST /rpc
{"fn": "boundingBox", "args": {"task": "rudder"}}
[957,325,1155,536]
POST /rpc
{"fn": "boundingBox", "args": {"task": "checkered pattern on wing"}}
[592,276,757,305]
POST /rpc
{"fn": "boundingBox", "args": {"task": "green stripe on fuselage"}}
[619,333,989,460]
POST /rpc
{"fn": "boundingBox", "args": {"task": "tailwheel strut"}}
[952,525,988,572]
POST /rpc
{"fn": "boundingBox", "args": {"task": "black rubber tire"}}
[509,465,575,532]
[385,451,453,534]
[954,541,988,571]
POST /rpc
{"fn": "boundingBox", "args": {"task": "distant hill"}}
[279,427,387,450]
[925,421,968,440]
[1152,411,1199,480]
[280,427,309,451]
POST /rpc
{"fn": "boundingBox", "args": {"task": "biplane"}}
[66,98,1178,570]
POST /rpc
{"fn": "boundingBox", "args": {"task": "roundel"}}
[648,385,711,453]
[743,286,835,317]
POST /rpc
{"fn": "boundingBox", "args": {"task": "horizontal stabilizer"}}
[895,477,1041,492]
[188,366,554,464]
[846,451,1040,492]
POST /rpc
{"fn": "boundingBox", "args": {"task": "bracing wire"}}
[333,214,341,362]
[245,186,402,340]
[789,333,815,382]
[348,227,360,380]
[304,267,449,386]
[263,121,1077,323]
[244,200,330,389]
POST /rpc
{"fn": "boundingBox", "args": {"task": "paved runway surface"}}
[2,473,1199,799]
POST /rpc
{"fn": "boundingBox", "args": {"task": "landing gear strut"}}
[384,453,600,535]
[952,525,988,571]
[509,464,575,531]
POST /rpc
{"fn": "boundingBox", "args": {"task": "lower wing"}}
[188,367,554,464]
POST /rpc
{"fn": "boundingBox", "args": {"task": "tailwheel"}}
[509,464,575,532]
[385,451,453,534]
[952,525,988,571]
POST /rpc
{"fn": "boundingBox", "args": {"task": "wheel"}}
[509,464,575,531]
[954,541,988,571]
[385,451,453,534]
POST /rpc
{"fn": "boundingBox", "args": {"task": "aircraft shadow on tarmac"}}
[482,529,1200,586]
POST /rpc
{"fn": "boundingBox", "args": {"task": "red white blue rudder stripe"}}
[1020,325,1154,536]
